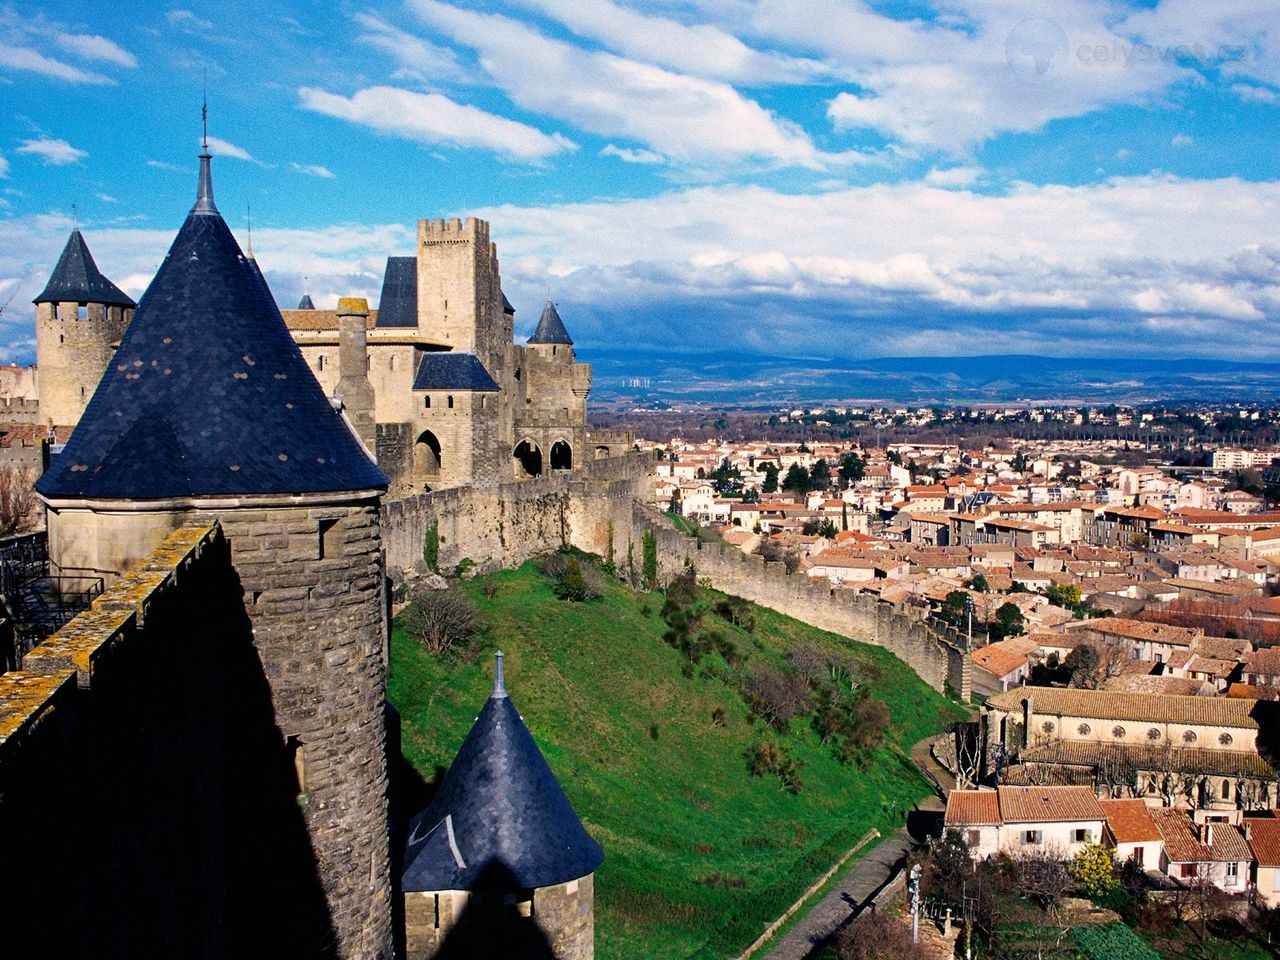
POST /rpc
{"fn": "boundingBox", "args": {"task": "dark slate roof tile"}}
[502,291,515,315]
[33,229,135,308]
[527,299,572,345]
[296,293,315,310]
[412,352,499,392]
[403,654,603,892]
[375,256,417,328]
[35,154,387,501]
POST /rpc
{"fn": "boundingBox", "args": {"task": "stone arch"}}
[594,445,610,460]
[512,438,542,478]
[415,429,442,484]
[550,439,572,471]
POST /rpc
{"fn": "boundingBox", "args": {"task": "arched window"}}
[414,430,442,483]
[318,355,325,371]
[1222,779,1232,800]
[424,396,430,409]
[390,355,396,370]
[447,395,454,409]
[513,439,542,478]
[550,440,572,471]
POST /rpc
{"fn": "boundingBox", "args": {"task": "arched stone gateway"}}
[415,430,442,485]
[549,440,572,471]
[513,439,542,478]
[594,445,610,460]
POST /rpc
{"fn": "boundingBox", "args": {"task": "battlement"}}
[419,217,489,245]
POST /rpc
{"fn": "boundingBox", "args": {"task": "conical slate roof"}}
[36,151,387,501]
[33,229,135,308]
[402,653,603,892]
[527,299,572,345]
[297,293,315,310]
[375,256,417,328]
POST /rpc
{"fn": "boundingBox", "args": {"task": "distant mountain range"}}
[584,351,1280,406]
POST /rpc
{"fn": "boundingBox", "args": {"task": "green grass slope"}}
[388,560,965,960]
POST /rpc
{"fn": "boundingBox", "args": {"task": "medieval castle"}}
[0,142,617,959]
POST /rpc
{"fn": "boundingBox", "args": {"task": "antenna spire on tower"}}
[246,202,253,256]
[201,67,209,152]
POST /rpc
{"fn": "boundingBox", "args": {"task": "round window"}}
[1112,726,1126,739]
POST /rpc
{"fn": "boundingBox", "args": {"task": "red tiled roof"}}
[1151,807,1250,863]
[1100,798,1161,844]
[1248,818,1280,867]
[997,785,1105,824]
[944,790,1000,827]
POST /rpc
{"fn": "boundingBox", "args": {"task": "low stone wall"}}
[381,451,651,579]
[630,507,971,700]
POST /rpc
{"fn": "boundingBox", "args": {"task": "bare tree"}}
[833,910,931,960]
[400,584,481,656]
[0,466,38,537]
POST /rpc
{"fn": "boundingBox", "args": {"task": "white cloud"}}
[1233,82,1278,103]
[166,10,213,31]
[146,159,187,173]
[291,162,336,179]
[599,144,665,165]
[924,166,982,187]
[52,32,137,68]
[407,0,854,169]
[1171,133,1194,148]
[16,137,87,166]
[0,42,112,83]
[0,154,7,178]
[298,85,576,161]
[354,13,465,82]
[204,136,269,167]
[95,193,118,204]
[509,0,831,85]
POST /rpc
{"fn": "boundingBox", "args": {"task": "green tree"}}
[839,452,865,485]
[990,601,1026,640]
[1044,583,1082,609]
[642,529,658,591]
[965,573,990,593]
[423,520,440,573]
[761,462,779,493]
[809,458,832,490]
[782,462,811,493]
[802,518,837,538]
[940,590,970,629]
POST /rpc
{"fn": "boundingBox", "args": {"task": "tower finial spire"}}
[246,202,253,256]
[202,67,209,152]
[193,83,218,216]
[492,651,507,699]
[71,202,78,231]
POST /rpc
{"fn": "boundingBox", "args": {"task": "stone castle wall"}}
[630,507,971,699]
[0,525,392,957]
[381,451,649,579]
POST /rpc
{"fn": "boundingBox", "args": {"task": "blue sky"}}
[0,0,1278,364]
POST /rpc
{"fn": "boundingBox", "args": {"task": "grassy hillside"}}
[388,558,965,960]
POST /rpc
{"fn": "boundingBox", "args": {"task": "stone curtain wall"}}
[629,505,972,700]
[0,522,392,958]
[381,451,650,578]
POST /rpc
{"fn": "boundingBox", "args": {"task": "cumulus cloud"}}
[16,137,87,166]
[0,9,135,83]
[407,0,854,169]
[1232,82,1277,103]
[298,85,576,161]
[1171,133,1194,147]
[509,0,831,85]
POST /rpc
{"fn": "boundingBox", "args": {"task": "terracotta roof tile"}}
[1248,818,1280,867]
[986,686,1270,729]
[1099,798,1161,844]
[997,785,1105,824]
[944,790,1001,827]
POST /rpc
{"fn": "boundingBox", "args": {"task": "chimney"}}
[335,297,376,451]
[1202,822,1214,846]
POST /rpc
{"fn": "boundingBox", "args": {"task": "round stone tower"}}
[33,228,135,435]
[402,652,603,960]
[35,143,394,958]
